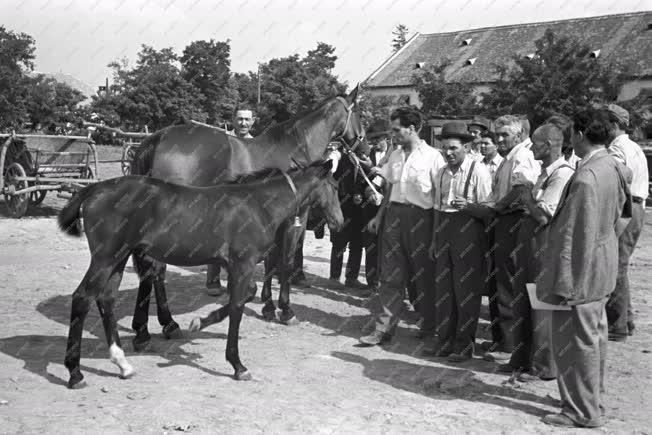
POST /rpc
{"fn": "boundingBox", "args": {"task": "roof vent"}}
[525,53,536,60]
[462,38,472,46]
[590,49,601,58]
[466,57,477,65]
[414,62,426,69]
[647,22,652,30]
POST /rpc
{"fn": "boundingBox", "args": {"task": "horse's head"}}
[307,160,344,233]
[332,84,366,154]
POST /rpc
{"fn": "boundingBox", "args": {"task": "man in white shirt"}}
[424,122,493,361]
[482,115,541,374]
[206,107,255,294]
[359,107,446,346]
[604,104,648,341]
[479,130,504,182]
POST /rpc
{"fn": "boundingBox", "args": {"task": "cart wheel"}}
[28,188,47,206]
[121,145,133,175]
[3,163,29,218]
[81,166,95,179]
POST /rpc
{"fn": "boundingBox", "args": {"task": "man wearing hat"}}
[467,116,492,161]
[604,104,648,341]
[424,121,493,361]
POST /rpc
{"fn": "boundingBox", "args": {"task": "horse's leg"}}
[188,304,230,332]
[261,247,278,321]
[151,260,181,339]
[131,253,154,351]
[279,217,307,325]
[225,259,256,381]
[96,257,135,380]
[65,261,110,389]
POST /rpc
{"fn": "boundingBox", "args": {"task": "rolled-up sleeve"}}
[511,155,540,186]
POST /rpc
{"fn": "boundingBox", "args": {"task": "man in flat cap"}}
[424,121,492,361]
[604,104,648,341]
[467,116,491,161]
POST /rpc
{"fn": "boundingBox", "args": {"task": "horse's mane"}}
[259,94,348,139]
[226,161,325,185]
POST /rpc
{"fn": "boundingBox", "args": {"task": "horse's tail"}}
[130,129,164,176]
[57,183,100,237]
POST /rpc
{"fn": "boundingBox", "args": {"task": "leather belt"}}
[390,201,427,210]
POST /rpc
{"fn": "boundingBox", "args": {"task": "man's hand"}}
[428,241,437,260]
[366,217,380,234]
[451,198,468,210]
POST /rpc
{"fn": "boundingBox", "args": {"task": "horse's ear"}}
[347,84,360,105]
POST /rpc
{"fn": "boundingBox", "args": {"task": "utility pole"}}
[256,63,261,108]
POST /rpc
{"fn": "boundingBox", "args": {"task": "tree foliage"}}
[391,24,409,53]
[481,29,625,126]
[413,60,480,117]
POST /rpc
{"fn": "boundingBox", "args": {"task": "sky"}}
[1,0,649,91]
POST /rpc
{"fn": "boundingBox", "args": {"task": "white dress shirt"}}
[379,140,446,209]
[435,156,493,212]
[489,139,541,206]
[608,133,649,200]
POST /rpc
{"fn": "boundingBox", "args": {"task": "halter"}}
[333,96,364,152]
[282,172,303,228]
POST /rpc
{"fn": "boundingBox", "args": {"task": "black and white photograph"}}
[0,0,650,432]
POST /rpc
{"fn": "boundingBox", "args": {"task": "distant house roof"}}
[366,12,652,88]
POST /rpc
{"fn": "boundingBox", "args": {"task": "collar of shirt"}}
[542,156,570,177]
[577,148,604,168]
[610,133,628,146]
[483,153,503,166]
[437,157,473,212]
[505,139,530,161]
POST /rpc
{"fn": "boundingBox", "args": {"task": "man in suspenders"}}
[424,122,493,361]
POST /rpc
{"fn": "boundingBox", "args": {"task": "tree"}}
[413,60,480,116]
[0,26,36,128]
[23,75,85,126]
[181,39,233,123]
[89,45,206,131]
[481,29,625,127]
[391,24,409,52]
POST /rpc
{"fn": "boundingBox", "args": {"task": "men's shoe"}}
[627,320,636,336]
[422,338,452,357]
[496,363,530,374]
[344,279,367,289]
[358,330,391,346]
[479,341,505,353]
[608,331,627,342]
[542,413,579,428]
[483,350,512,362]
[447,352,472,363]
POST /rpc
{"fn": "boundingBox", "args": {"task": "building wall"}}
[618,79,652,101]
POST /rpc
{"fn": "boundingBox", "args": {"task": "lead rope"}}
[282,172,302,228]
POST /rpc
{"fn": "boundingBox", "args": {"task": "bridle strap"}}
[282,172,301,223]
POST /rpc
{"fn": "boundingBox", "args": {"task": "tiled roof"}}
[366,12,652,88]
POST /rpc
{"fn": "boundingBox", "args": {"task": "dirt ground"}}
[0,146,651,434]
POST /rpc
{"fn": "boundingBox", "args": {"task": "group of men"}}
[202,103,646,428]
[353,105,645,429]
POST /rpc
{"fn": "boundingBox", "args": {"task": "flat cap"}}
[605,104,629,126]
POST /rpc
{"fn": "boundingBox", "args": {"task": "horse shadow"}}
[331,351,553,419]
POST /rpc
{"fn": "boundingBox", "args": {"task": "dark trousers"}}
[485,224,502,344]
[552,298,608,427]
[330,229,363,280]
[493,212,532,368]
[373,203,435,334]
[362,230,379,286]
[607,202,644,334]
[433,212,486,354]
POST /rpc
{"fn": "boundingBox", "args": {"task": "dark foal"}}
[129,87,364,346]
[57,162,343,389]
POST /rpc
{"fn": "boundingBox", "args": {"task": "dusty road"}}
[0,147,650,433]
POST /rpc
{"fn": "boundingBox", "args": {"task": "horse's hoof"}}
[132,336,151,352]
[162,321,182,339]
[262,309,277,322]
[67,372,86,389]
[119,364,136,380]
[279,311,297,325]
[235,370,252,381]
[188,317,202,333]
